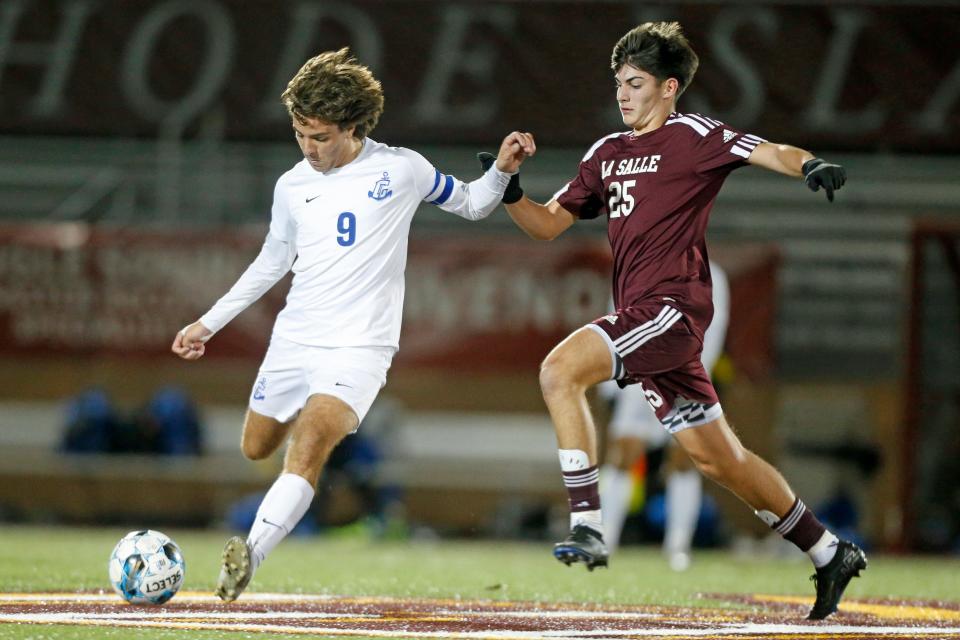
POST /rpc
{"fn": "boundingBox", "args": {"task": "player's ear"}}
[662,78,679,99]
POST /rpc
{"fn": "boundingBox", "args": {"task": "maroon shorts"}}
[587,299,719,422]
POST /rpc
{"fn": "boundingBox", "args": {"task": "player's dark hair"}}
[281,47,384,138]
[611,22,699,96]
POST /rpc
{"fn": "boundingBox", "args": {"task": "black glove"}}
[477,152,524,204]
[802,158,846,203]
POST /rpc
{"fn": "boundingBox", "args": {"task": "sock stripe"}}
[562,465,601,513]
[775,499,805,535]
[563,471,600,487]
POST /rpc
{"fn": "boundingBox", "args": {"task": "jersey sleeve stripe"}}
[428,174,455,205]
[730,145,752,158]
[582,131,629,162]
[742,134,766,143]
[665,116,710,137]
[686,113,719,129]
[424,170,444,201]
[551,183,571,202]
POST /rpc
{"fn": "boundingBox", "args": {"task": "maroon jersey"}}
[555,112,764,340]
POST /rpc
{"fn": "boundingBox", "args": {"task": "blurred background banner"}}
[0,223,609,366]
[0,222,778,375]
[1,0,958,151]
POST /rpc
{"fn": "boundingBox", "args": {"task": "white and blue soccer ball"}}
[108,529,185,605]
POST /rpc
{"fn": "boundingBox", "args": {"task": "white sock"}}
[664,469,701,557]
[807,530,840,568]
[599,465,633,550]
[570,509,603,534]
[246,473,315,572]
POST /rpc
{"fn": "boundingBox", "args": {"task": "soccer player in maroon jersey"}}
[486,22,861,620]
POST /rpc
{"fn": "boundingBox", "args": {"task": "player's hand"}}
[802,158,846,202]
[171,321,212,361]
[496,131,535,174]
[478,151,525,204]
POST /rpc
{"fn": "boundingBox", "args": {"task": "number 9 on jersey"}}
[337,211,356,246]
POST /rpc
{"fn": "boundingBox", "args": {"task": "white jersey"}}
[200,138,511,348]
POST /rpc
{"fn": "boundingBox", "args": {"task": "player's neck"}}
[631,105,673,137]
[334,137,365,169]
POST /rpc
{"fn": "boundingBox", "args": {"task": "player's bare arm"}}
[505,197,576,241]
[171,321,213,361]
[746,141,812,177]
[748,141,847,202]
[477,131,573,238]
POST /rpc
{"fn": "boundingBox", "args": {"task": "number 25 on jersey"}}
[608,180,635,218]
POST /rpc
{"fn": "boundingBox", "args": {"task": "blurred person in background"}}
[489,22,859,620]
[172,48,534,602]
[600,260,728,571]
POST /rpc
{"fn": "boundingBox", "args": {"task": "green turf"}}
[0,524,958,639]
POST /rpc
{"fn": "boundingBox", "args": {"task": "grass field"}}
[1,524,959,639]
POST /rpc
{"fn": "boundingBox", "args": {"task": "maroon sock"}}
[562,465,600,512]
[773,498,827,551]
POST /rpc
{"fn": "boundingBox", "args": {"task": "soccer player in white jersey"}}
[600,261,729,571]
[170,48,535,602]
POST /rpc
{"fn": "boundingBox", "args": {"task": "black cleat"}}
[553,524,609,571]
[807,539,867,620]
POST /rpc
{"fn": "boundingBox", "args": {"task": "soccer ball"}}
[108,529,185,605]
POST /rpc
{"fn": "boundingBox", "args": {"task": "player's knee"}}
[241,437,275,461]
[539,362,566,399]
[688,445,747,484]
[539,353,579,398]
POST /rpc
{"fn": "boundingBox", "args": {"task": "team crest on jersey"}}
[722,129,736,143]
[368,171,393,201]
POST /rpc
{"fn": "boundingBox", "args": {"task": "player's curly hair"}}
[281,48,384,139]
[611,22,699,96]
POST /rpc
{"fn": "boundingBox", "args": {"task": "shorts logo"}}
[368,171,393,201]
[602,314,618,325]
[253,376,267,401]
[722,129,736,143]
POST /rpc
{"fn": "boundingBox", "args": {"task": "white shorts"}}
[249,336,395,425]
[608,384,672,447]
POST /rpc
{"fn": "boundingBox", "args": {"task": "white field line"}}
[438,611,660,619]
[0,591,339,603]
[0,611,379,619]
[2,593,958,638]
[1,612,959,638]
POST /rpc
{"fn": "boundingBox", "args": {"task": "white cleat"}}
[668,551,691,572]
[215,536,253,602]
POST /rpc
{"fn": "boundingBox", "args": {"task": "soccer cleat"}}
[807,539,868,620]
[553,524,609,571]
[667,550,692,572]
[215,536,253,603]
